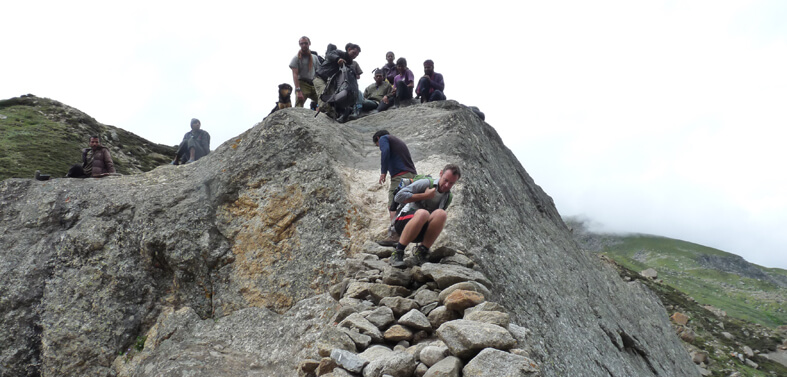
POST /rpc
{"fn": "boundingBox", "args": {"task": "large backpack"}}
[388,175,453,213]
[321,65,359,113]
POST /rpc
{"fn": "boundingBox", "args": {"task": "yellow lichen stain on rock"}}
[222,185,306,313]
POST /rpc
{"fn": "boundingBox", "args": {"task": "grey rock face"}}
[1,102,697,376]
[462,348,539,376]
[437,319,516,359]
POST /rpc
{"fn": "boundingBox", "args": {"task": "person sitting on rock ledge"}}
[415,59,445,103]
[66,135,116,178]
[390,164,461,268]
[172,118,210,165]
[377,57,414,111]
[362,70,394,113]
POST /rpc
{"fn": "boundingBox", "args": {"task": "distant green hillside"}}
[0,94,176,181]
[567,217,787,329]
[601,255,787,377]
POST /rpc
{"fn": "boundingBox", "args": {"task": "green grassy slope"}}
[566,218,787,328]
[604,257,787,377]
[0,95,176,180]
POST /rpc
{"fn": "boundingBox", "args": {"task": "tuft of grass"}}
[134,336,147,351]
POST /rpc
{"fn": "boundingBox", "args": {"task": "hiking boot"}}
[376,234,399,247]
[413,245,430,265]
[390,249,406,268]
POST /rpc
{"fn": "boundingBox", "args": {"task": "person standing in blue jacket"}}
[373,130,417,246]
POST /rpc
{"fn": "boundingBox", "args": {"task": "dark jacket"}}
[176,129,211,162]
[378,135,416,177]
[82,146,115,177]
[316,49,352,81]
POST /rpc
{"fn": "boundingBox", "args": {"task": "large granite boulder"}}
[0,101,698,376]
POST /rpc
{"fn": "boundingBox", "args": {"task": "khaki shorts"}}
[389,172,416,209]
[295,79,318,108]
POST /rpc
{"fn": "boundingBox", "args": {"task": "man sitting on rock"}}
[415,59,445,103]
[66,135,116,178]
[362,69,393,113]
[172,118,210,165]
[390,164,461,268]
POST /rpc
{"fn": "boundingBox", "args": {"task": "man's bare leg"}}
[419,209,447,248]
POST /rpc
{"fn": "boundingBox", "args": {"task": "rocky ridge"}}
[0,100,699,376]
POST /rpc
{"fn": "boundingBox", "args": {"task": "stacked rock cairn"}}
[298,242,542,377]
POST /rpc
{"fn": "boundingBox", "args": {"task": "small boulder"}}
[428,306,460,330]
[671,312,690,326]
[317,357,337,376]
[443,290,485,312]
[423,356,463,377]
[364,306,396,329]
[338,313,384,343]
[463,310,509,328]
[462,348,539,376]
[437,320,516,359]
[385,325,414,342]
[380,296,420,316]
[331,349,369,374]
[383,267,413,287]
[427,245,457,262]
[316,327,356,357]
[413,289,440,307]
[420,263,491,289]
[437,282,491,304]
[363,350,416,377]
[640,268,658,280]
[419,345,450,367]
[399,309,432,332]
[440,254,474,268]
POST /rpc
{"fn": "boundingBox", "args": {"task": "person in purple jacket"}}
[373,129,417,246]
[415,59,446,103]
[390,57,415,107]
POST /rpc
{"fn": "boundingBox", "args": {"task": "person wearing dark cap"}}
[172,118,210,165]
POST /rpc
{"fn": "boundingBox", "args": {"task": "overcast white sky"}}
[3,1,786,269]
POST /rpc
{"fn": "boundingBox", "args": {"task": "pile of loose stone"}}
[298,242,541,377]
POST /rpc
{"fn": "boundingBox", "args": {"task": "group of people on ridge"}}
[62,37,460,270]
[289,36,446,122]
